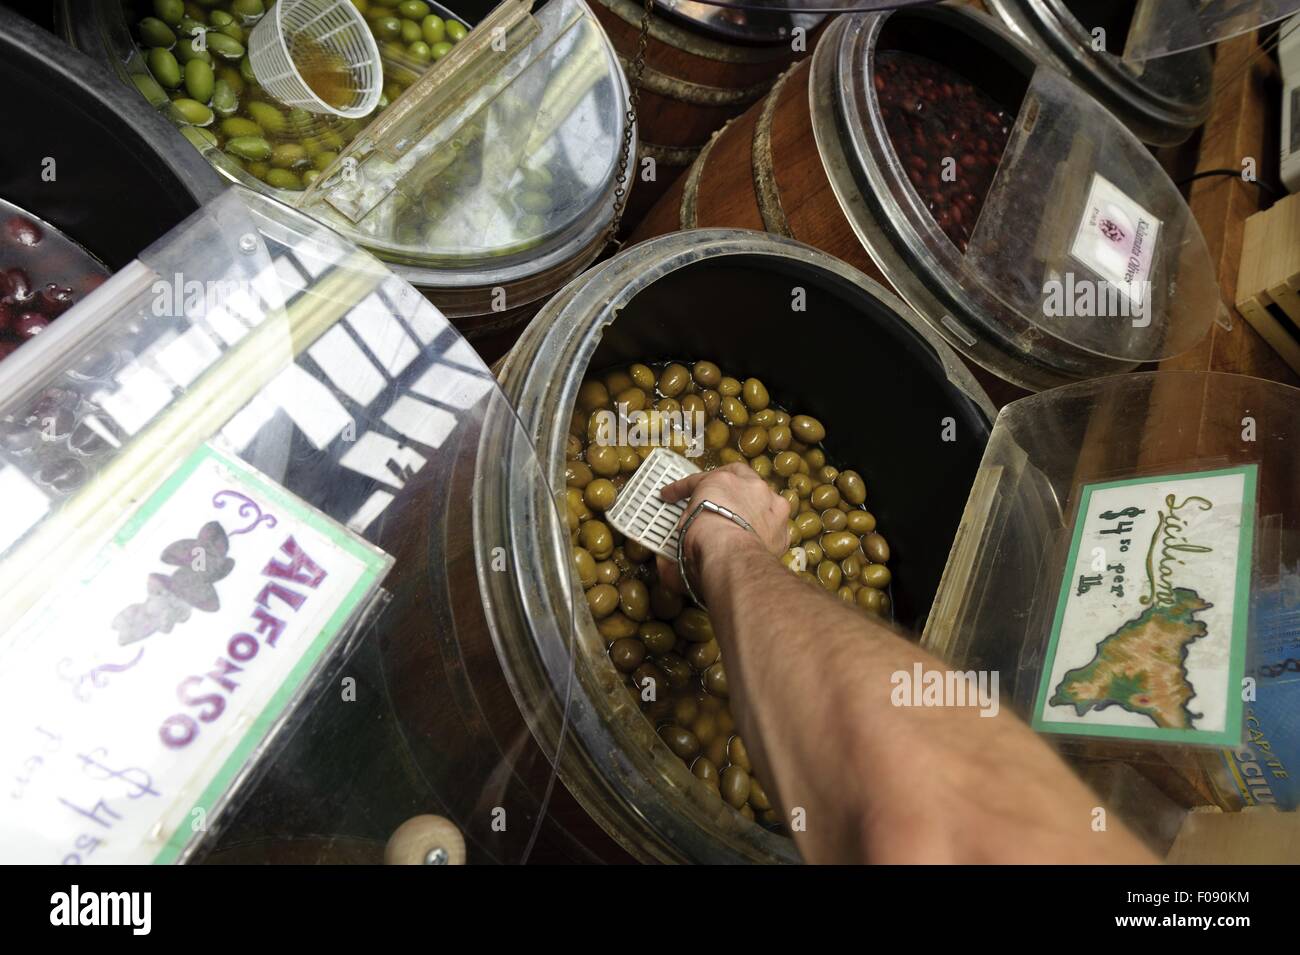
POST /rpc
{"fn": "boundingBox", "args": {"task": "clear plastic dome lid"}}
[1121,0,1300,60]
[0,186,580,864]
[835,7,1220,376]
[73,0,628,283]
[300,0,629,271]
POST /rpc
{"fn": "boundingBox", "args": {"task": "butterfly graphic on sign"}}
[111,521,235,646]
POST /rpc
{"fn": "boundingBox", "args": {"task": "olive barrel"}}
[632,4,1222,402]
[591,0,823,230]
[484,229,993,862]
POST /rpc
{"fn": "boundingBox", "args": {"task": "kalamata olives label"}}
[1068,173,1162,305]
[1031,466,1255,748]
[0,443,391,863]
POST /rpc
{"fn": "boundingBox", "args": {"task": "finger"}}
[660,471,710,503]
[655,553,686,594]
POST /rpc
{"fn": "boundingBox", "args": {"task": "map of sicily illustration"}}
[1051,495,1215,731]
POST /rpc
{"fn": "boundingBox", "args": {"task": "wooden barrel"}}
[630,53,1032,409]
[591,0,822,230]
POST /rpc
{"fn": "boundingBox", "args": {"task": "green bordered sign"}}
[0,443,392,864]
[1031,465,1256,747]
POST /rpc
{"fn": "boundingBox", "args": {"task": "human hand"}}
[655,462,790,596]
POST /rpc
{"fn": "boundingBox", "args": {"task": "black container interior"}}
[1062,0,1135,52]
[588,254,991,631]
[0,9,223,270]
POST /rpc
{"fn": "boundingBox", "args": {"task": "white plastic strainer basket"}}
[605,448,702,560]
[247,0,382,118]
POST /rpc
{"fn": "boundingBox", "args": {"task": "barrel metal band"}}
[680,118,732,229]
[618,55,772,106]
[751,66,795,238]
[599,0,798,64]
[640,140,703,167]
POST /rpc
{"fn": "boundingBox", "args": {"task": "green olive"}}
[721,765,750,809]
[659,725,701,761]
[857,586,885,613]
[791,415,826,444]
[738,426,767,458]
[615,387,646,412]
[817,559,842,591]
[742,378,770,411]
[822,531,860,560]
[657,363,690,398]
[773,450,801,477]
[138,17,177,48]
[131,71,169,105]
[220,116,262,138]
[573,547,596,588]
[685,639,720,671]
[172,97,213,125]
[565,460,593,489]
[692,711,719,747]
[803,540,823,565]
[863,532,890,563]
[767,424,792,452]
[577,379,608,411]
[704,419,730,450]
[211,78,239,116]
[586,583,619,619]
[794,511,822,541]
[659,654,693,689]
[586,445,619,477]
[206,32,245,60]
[583,478,617,512]
[728,735,751,771]
[811,484,841,511]
[718,376,741,397]
[673,607,714,643]
[264,169,303,190]
[231,0,265,18]
[269,142,307,169]
[578,521,613,560]
[610,637,646,672]
[788,473,813,498]
[618,579,650,621]
[639,621,675,656]
[846,509,877,535]
[598,613,638,641]
[821,507,847,532]
[748,777,773,812]
[750,455,773,479]
[836,469,867,505]
[447,19,468,41]
[147,47,182,88]
[246,101,288,135]
[430,40,453,60]
[780,489,800,517]
[803,448,826,469]
[225,135,272,161]
[703,662,729,698]
[153,0,184,27]
[399,18,423,44]
[594,561,620,586]
[862,563,892,588]
[719,396,749,427]
[692,360,721,387]
[372,15,403,40]
[420,12,446,44]
[700,389,721,417]
[692,757,721,792]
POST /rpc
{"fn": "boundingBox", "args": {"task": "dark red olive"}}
[38,284,75,316]
[5,215,43,247]
[14,312,49,339]
[3,268,33,301]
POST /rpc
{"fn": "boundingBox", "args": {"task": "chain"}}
[605,0,655,248]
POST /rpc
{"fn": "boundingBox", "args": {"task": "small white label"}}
[0,444,391,863]
[1069,173,1161,303]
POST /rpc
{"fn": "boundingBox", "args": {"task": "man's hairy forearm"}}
[700,533,1156,864]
